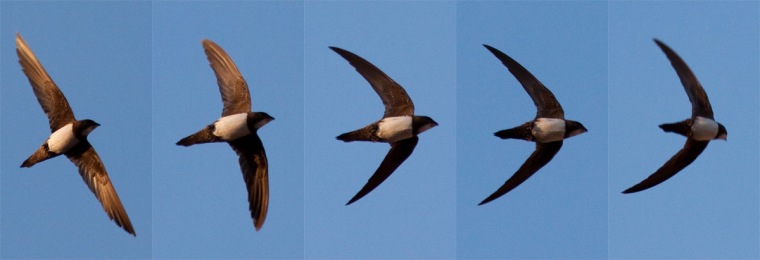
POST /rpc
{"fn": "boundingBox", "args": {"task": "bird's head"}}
[413,115,438,135]
[249,112,274,130]
[715,123,727,141]
[564,120,587,138]
[74,119,100,138]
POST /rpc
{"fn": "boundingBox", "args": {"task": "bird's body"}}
[177,39,272,231]
[16,33,135,236]
[622,39,727,194]
[479,44,587,205]
[330,47,437,205]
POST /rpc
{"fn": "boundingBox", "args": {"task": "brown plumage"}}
[203,40,251,117]
[622,39,726,194]
[480,44,586,205]
[16,33,135,236]
[330,47,437,205]
[177,39,272,231]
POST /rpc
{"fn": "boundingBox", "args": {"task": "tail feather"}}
[494,123,532,140]
[659,120,690,137]
[177,126,220,146]
[494,128,520,139]
[336,124,377,142]
[21,143,56,168]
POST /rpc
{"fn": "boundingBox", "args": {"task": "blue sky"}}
[609,1,759,258]
[304,1,456,258]
[1,1,759,259]
[457,1,608,258]
[1,1,152,258]
[152,1,304,259]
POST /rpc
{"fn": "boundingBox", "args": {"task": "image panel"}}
[608,1,760,258]
[0,1,152,258]
[304,1,457,258]
[457,1,608,258]
[151,1,304,258]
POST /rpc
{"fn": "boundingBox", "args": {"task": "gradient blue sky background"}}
[457,1,608,258]
[609,1,759,258]
[1,1,760,259]
[1,1,152,258]
[304,2,456,258]
[152,1,304,258]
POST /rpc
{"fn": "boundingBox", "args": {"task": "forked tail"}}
[494,124,531,140]
[336,124,377,142]
[659,120,690,137]
[177,126,220,146]
[21,143,56,168]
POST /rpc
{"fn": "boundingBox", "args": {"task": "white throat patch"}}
[377,116,413,143]
[213,113,251,141]
[532,118,566,143]
[691,116,719,141]
[47,123,79,153]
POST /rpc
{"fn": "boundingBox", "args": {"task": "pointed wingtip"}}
[482,44,498,54]
[346,196,360,206]
[478,194,499,206]
[15,33,26,47]
[653,38,668,49]
[621,186,641,194]
[328,46,343,53]
[122,224,136,237]
[346,189,368,205]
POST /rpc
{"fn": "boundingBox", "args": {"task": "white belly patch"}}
[213,113,250,141]
[47,123,79,153]
[691,116,719,141]
[532,118,566,143]
[377,116,413,143]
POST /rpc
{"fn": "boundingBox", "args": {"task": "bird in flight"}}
[177,39,273,231]
[479,44,587,205]
[622,39,727,194]
[330,47,438,205]
[16,33,135,236]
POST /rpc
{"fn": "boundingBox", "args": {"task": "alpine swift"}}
[16,33,135,236]
[479,44,587,205]
[330,47,438,205]
[177,39,273,231]
[622,39,727,194]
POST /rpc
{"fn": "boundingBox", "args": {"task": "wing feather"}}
[484,44,564,119]
[654,39,714,119]
[346,136,418,205]
[330,47,414,117]
[202,40,252,116]
[622,139,709,194]
[229,134,269,230]
[479,141,563,205]
[16,33,76,131]
[65,142,135,236]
